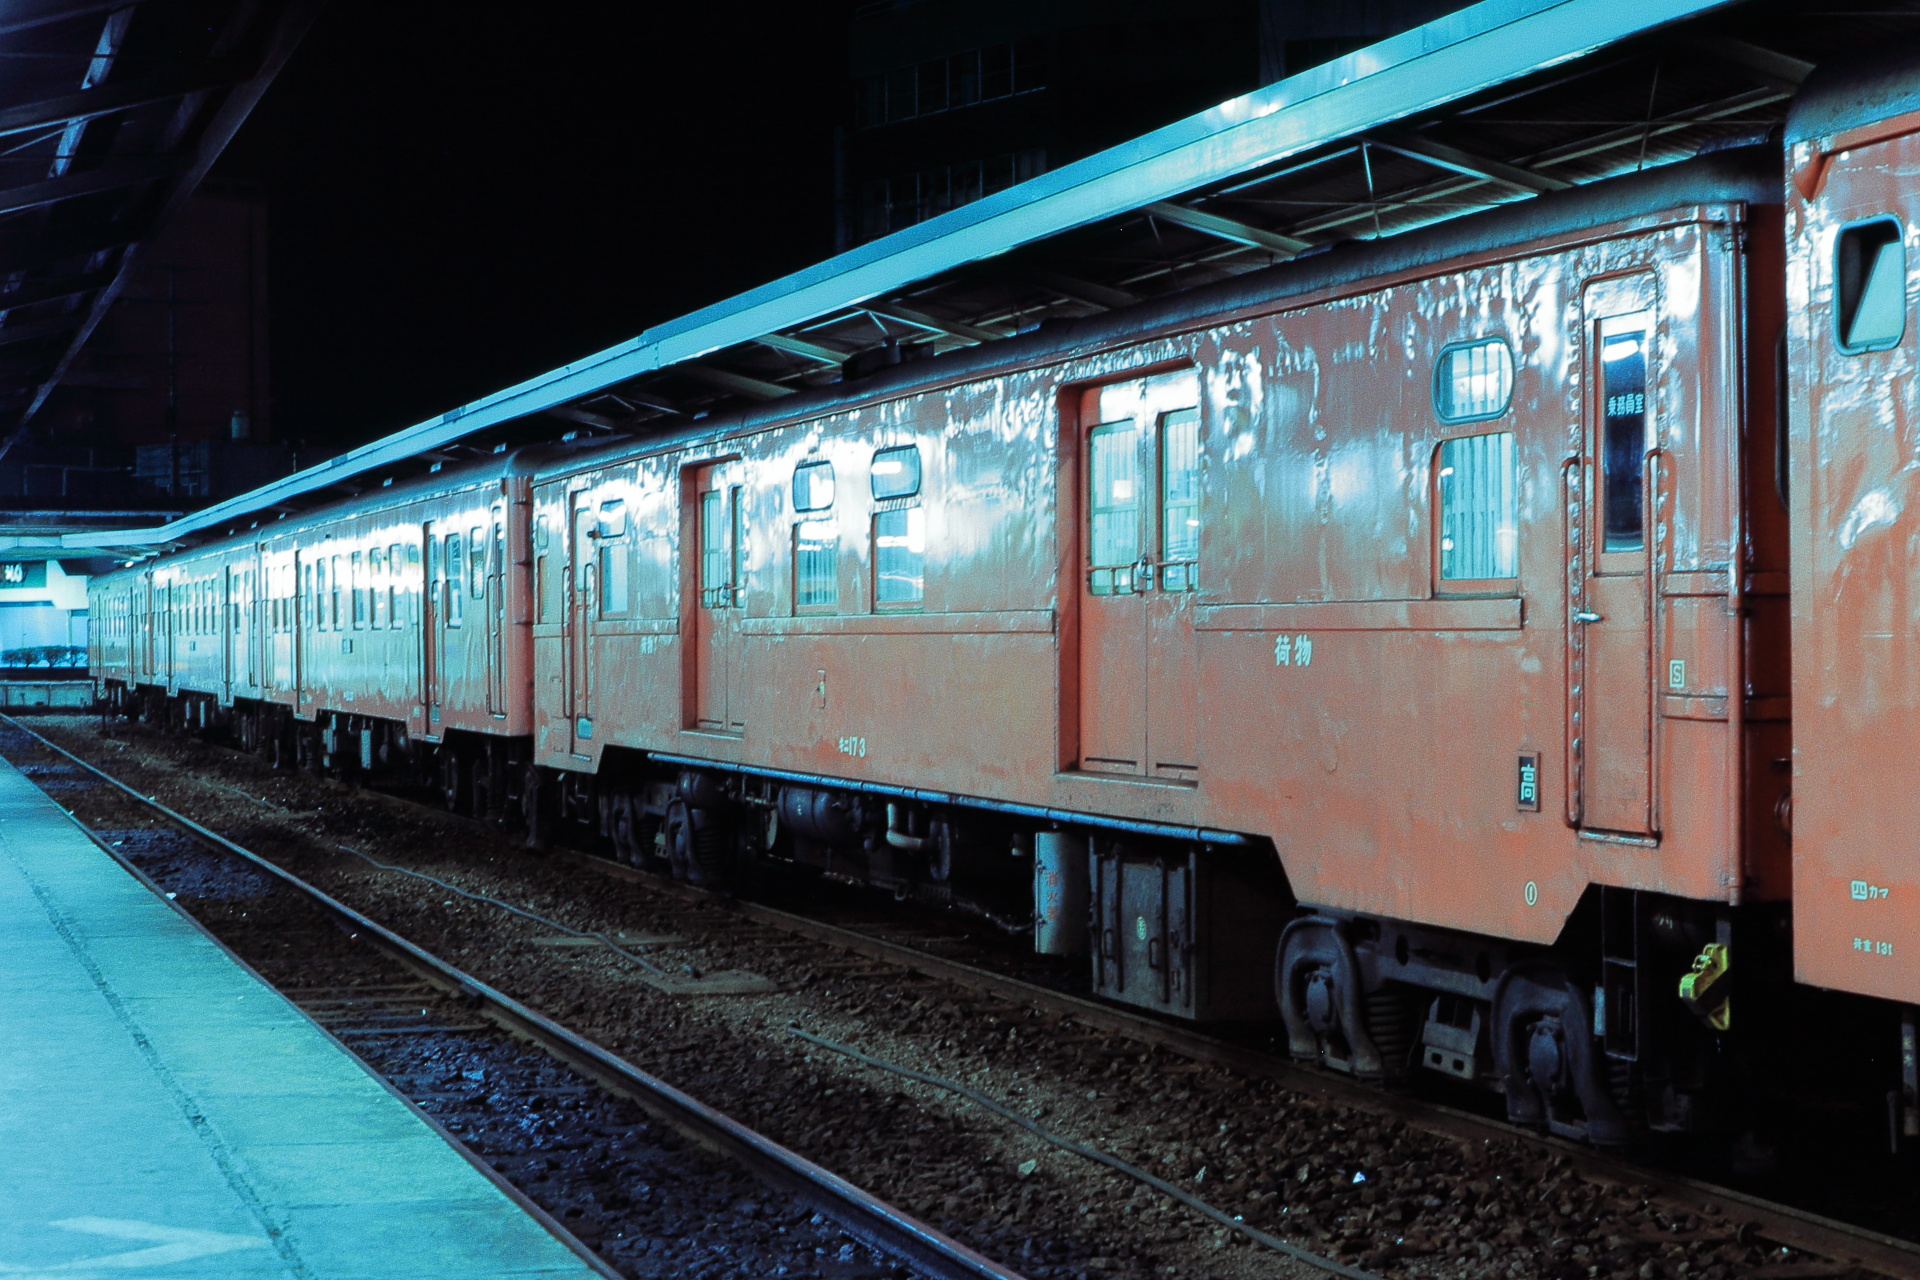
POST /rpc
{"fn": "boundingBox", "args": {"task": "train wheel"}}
[662,797,695,880]
[1490,960,1628,1146]
[1275,916,1390,1079]
[521,764,548,851]
[438,750,466,814]
[609,791,641,864]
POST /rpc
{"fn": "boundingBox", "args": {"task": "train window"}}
[599,501,629,616]
[874,507,925,605]
[1159,408,1200,591]
[444,533,464,626]
[1087,420,1140,595]
[700,491,728,605]
[330,555,344,629]
[306,563,318,630]
[469,526,485,599]
[870,446,921,499]
[1433,339,1514,423]
[1836,218,1906,353]
[352,552,367,629]
[795,519,837,610]
[1437,431,1518,580]
[793,460,835,512]
[1600,317,1650,552]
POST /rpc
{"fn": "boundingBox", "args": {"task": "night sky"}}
[215,1,857,452]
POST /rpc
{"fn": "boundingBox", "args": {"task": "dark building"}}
[6,184,294,508]
[839,0,1466,249]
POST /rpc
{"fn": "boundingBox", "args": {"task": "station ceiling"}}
[0,0,319,463]
[71,0,1920,554]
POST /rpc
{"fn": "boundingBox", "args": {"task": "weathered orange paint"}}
[1787,105,1920,1003]
[524,183,1787,950]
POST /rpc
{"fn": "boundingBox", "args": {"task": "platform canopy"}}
[72,0,1913,553]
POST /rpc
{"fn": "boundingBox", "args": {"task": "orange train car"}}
[1785,54,1920,1097]
[92,450,546,802]
[89,50,1920,1149]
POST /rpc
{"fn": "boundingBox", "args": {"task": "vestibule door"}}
[1077,370,1202,781]
[1569,288,1658,835]
[690,461,746,733]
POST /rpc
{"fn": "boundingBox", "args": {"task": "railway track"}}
[1,717,1030,1280]
[13,712,1918,1280]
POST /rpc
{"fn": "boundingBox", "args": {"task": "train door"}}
[292,551,307,707]
[689,461,745,733]
[1569,291,1658,835]
[564,490,596,743]
[1076,371,1202,780]
[486,506,506,716]
[421,522,445,726]
[136,572,152,682]
[222,565,236,699]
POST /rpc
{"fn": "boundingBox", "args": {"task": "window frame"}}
[1431,429,1521,596]
[871,505,926,609]
[793,459,836,512]
[1431,336,1516,425]
[1834,214,1908,355]
[870,444,922,500]
[793,517,839,613]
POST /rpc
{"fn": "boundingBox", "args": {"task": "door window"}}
[1088,420,1140,594]
[1159,408,1200,591]
[1600,316,1650,553]
[700,490,728,606]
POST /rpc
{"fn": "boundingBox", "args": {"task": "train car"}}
[1785,50,1920,1140]
[102,111,1920,1148]
[522,149,1786,1144]
[92,449,547,809]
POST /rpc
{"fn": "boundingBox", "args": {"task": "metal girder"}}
[756,332,849,365]
[1143,200,1312,255]
[544,404,621,430]
[681,365,796,400]
[1369,135,1570,193]
[0,62,253,141]
[865,302,1002,344]
[1696,36,1812,88]
[604,389,684,416]
[1025,268,1140,310]
[0,0,139,38]
[0,314,80,348]
[0,271,113,313]
[0,155,196,219]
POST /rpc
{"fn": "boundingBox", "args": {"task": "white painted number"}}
[1274,634,1314,667]
[1853,936,1895,956]
[837,735,867,759]
[1524,881,1538,906]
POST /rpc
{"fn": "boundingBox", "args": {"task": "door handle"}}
[1574,611,1603,624]
[1134,554,1155,586]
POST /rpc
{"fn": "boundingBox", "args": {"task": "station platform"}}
[0,755,607,1279]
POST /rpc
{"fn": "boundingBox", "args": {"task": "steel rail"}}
[550,851,1920,1280]
[0,716,1028,1280]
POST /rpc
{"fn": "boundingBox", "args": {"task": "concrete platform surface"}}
[0,755,605,1279]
